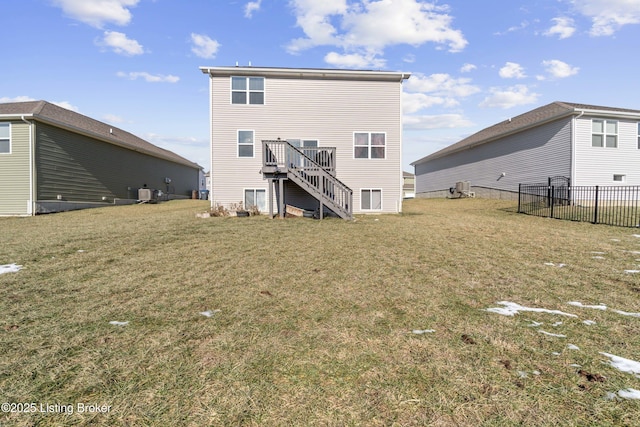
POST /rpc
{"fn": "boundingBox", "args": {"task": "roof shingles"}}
[0,100,200,169]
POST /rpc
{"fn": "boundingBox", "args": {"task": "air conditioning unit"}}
[138,188,157,202]
[456,181,470,194]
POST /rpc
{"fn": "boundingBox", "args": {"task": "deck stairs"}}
[262,139,353,220]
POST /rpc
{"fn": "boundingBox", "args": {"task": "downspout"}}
[21,116,34,215]
[571,110,584,187]
[398,74,407,213]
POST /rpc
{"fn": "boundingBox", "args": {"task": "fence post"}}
[550,186,555,218]
[518,183,521,213]
[593,185,599,224]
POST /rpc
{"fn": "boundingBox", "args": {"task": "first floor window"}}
[238,130,254,157]
[354,132,386,159]
[244,189,266,212]
[592,119,617,148]
[0,123,10,153]
[361,189,382,210]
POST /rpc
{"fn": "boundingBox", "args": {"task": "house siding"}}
[415,117,572,196]
[35,123,199,202]
[573,115,640,186]
[209,75,403,214]
[0,121,31,215]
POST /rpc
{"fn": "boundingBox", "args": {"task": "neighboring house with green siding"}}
[0,100,201,216]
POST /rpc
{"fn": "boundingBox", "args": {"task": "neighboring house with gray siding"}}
[200,66,410,218]
[411,102,640,199]
[0,100,201,216]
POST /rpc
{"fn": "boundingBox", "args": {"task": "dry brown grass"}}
[1,198,639,426]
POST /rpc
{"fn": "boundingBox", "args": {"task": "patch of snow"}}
[412,329,435,334]
[551,352,561,355]
[570,363,581,367]
[611,239,621,242]
[612,309,640,318]
[617,388,640,400]
[583,320,597,325]
[77,250,85,253]
[0,264,22,275]
[527,321,543,327]
[567,301,607,310]
[532,370,541,375]
[600,352,640,375]
[200,309,221,318]
[592,256,605,259]
[591,251,606,254]
[485,301,578,317]
[517,371,528,378]
[552,321,563,327]
[624,270,640,274]
[632,235,640,238]
[605,392,618,401]
[567,344,580,351]
[539,330,566,338]
[544,262,566,268]
[109,321,129,326]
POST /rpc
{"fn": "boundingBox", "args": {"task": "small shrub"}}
[210,203,229,217]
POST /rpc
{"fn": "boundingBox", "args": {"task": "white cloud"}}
[541,59,579,78]
[0,96,37,103]
[404,73,480,98]
[103,113,125,123]
[98,31,144,56]
[324,51,385,68]
[52,101,80,111]
[403,92,456,114]
[52,0,139,28]
[0,96,78,111]
[480,85,539,109]
[499,62,526,79]
[460,63,476,73]
[570,0,640,36]
[494,20,529,36]
[190,33,221,59]
[245,0,262,18]
[116,72,180,83]
[287,0,467,60]
[544,17,576,39]
[403,114,473,130]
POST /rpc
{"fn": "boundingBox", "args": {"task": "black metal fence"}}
[518,184,640,227]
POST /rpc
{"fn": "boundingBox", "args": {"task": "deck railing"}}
[262,140,352,219]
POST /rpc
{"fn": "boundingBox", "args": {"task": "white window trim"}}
[591,119,618,148]
[243,188,267,212]
[237,129,255,158]
[360,188,383,211]
[0,123,11,155]
[230,76,265,105]
[353,132,386,159]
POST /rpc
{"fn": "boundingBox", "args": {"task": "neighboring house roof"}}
[0,100,201,169]
[411,101,640,166]
[403,171,414,178]
[200,65,411,82]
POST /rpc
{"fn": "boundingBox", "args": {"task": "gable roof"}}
[0,100,201,169]
[411,101,640,166]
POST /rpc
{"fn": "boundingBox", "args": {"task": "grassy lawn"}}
[1,198,640,426]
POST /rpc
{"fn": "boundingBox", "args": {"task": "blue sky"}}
[2,0,640,172]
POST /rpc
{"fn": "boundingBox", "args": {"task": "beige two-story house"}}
[200,66,410,218]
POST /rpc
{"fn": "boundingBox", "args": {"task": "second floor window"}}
[592,119,617,148]
[232,77,264,105]
[354,132,386,159]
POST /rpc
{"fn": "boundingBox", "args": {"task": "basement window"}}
[244,189,266,212]
[592,119,617,148]
[613,174,626,182]
[361,189,382,211]
[0,123,10,153]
